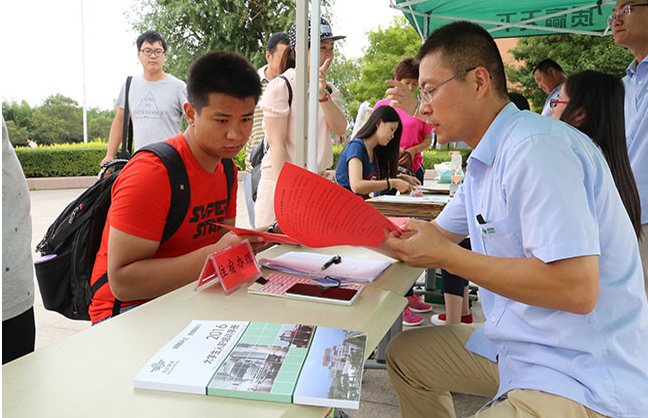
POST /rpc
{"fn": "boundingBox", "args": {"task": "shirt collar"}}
[469,102,519,167]
[258,65,269,82]
[626,54,648,78]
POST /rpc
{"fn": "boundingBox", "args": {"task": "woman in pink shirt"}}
[255,18,347,228]
[375,57,433,184]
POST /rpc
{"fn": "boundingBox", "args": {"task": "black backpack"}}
[249,74,292,201]
[34,142,235,320]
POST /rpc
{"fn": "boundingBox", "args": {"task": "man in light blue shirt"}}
[384,21,648,418]
[533,59,566,116]
[611,0,648,296]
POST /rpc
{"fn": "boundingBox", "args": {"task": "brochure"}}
[134,320,367,409]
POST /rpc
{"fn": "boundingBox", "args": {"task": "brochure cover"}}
[134,320,367,409]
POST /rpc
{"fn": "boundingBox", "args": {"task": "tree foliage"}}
[505,34,634,111]
[3,96,115,146]
[341,17,421,126]
[129,0,331,79]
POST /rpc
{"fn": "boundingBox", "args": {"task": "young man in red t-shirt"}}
[89,51,264,324]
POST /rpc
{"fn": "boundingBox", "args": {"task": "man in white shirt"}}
[101,30,187,165]
[533,58,566,116]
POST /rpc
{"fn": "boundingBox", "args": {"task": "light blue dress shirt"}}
[541,82,563,117]
[623,55,648,224]
[436,103,648,417]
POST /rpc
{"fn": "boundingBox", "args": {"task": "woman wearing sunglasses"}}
[551,70,641,239]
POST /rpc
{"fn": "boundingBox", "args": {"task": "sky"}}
[1,0,402,111]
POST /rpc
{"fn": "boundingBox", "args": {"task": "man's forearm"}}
[441,246,599,314]
[321,99,347,136]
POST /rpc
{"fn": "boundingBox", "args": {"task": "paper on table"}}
[274,163,402,248]
[258,251,393,282]
[376,195,450,204]
[216,223,301,245]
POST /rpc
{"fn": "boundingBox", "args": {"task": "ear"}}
[573,107,587,126]
[265,50,272,63]
[473,67,491,99]
[184,102,196,126]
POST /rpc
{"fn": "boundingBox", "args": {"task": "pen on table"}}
[321,255,342,271]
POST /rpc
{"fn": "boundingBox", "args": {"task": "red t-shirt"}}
[89,134,237,323]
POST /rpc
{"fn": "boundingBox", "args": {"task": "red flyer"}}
[195,239,262,295]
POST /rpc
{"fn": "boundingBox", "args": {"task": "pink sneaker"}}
[406,295,433,313]
[402,307,424,326]
[430,313,473,326]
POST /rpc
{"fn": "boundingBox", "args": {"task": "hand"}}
[100,155,113,166]
[392,178,416,193]
[397,173,421,186]
[383,219,452,268]
[319,58,332,100]
[213,231,266,253]
[398,149,413,166]
[385,80,418,115]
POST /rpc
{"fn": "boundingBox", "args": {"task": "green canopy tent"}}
[391,0,615,39]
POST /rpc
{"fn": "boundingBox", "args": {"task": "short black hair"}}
[508,92,530,110]
[137,30,167,52]
[266,32,290,53]
[416,21,508,99]
[186,50,262,113]
[533,59,563,74]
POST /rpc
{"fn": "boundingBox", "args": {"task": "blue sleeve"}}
[335,139,367,190]
[503,134,600,262]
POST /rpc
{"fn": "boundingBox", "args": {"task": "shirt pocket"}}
[478,216,520,257]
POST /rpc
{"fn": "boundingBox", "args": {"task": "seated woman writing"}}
[335,105,419,199]
[336,105,429,326]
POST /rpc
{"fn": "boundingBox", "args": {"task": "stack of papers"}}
[259,251,392,282]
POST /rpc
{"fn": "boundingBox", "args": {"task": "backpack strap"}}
[117,76,134,159]
[136,142,191,243]
[222,158,235,210]
[277,75,292,109]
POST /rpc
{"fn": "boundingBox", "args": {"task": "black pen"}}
[321,255,342,271]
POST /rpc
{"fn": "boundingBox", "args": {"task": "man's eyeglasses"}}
[606,3,648,25]
[419,67,477,104]
[139,48,165,57]
[549,99,569,108]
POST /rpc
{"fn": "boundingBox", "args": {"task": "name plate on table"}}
[195,239,262,294]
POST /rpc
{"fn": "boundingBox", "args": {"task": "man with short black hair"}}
[89,51,264,324]
[101,30,187,165]
[611,0,648,296]
[384,21,648,418]
[246,32,291,172]
[533,58,567,116]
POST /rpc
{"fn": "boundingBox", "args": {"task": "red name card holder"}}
[195,239,262,295]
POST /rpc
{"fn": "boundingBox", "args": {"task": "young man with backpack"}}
[88,51,264,324]
[101,30,187,166]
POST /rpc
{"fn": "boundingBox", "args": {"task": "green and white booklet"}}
[134,320,368,409]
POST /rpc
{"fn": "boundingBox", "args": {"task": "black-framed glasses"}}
[549,99,569,108]
[607,3,648,25]
[139,48,165,57]
[419,67,477,104]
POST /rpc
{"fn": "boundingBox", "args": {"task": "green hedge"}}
[17,142,470,178]
[16,143,248,178]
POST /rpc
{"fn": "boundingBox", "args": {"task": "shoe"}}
[402,307,424,326]
[406,295,433,313]
[430,313,473,326]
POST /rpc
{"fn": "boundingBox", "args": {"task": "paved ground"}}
[27,179,489,418]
